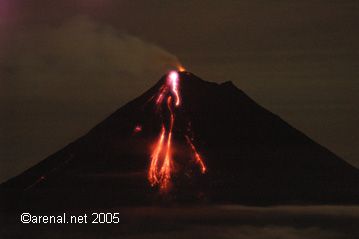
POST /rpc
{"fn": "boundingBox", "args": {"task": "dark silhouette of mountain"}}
[1,72,359,210]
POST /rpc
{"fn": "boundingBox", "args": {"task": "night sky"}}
[1,0,358,183]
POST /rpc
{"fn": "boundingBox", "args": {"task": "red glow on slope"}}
[149,126,165,185]
[148,97,175,191]
[133,125,142,133]
[148,71,207,192]
[159,96,174,191]
[185,135,206,174]
[156,85,166,105]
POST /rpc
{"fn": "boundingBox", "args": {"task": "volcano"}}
[1,71,359,209]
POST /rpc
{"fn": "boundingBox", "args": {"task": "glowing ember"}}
[148,70,206,192]
[133,125,142,133]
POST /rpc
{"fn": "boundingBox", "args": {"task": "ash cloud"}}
[0,16,182,183]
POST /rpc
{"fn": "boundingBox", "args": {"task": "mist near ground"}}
[1,205,358,239]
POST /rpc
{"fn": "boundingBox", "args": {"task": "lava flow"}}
[148,70,206,192]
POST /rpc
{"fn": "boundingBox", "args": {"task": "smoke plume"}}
[0,16,182,182]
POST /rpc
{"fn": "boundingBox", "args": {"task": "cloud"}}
[0,15,182,182]
[1,15,182,103]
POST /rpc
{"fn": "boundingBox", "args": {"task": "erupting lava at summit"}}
[148,70,206,191]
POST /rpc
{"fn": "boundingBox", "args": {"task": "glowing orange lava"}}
[148,70,206,192]
[148,126,165,185]
[149,97,175,191]
[185,135,206,174]
[178,65,186,72]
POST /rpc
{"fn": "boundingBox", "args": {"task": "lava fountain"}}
[148,70,206,192]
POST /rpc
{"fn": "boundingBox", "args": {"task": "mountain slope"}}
[1,72,359,209]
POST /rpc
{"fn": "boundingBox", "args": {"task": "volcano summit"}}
[1,71,359,209]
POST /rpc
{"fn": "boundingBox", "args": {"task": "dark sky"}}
[1,0,358,183]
